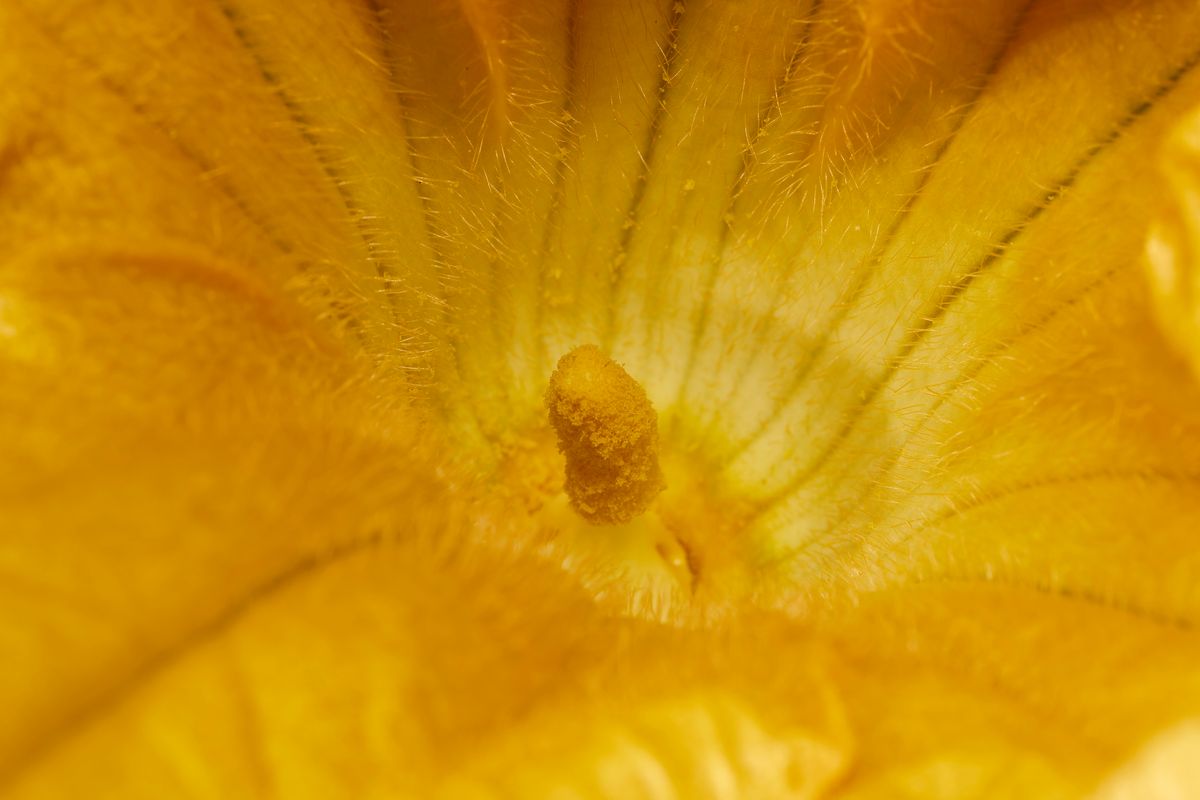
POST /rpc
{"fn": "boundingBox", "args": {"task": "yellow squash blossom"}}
[5,0,1200,796]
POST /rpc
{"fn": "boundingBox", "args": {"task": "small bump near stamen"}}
[545,345,666,525]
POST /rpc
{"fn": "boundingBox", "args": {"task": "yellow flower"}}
[4,0,1200,796]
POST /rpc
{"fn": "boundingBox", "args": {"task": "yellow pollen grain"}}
[545,345,666,525]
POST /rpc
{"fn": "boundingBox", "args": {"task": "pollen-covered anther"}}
[545,345,666,525]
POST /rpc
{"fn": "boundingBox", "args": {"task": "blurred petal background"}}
[5,0,1200,796]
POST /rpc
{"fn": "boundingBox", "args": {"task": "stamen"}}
[545,345,666,525]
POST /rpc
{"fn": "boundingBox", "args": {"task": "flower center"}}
[467,345,756,621]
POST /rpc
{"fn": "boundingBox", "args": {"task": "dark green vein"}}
[671,0,825,423]
[12,4,296,261]
[740,39,1200,515]
[916,575,1198,632]
[534,0,581,378]
[770,263,1125,567]
[713,0,1037,461]
[601,0,687,349]
[0,528,391,787]
[361,0,494,442]
[215,0,404,337]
